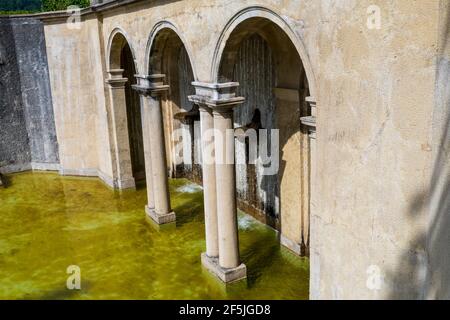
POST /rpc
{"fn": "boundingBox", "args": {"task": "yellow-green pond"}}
[0,172,309,299]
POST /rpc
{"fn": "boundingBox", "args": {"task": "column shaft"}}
[147,94,172,217]
[199,106,219,258]
[213,110,240,269]
[107,78,135,189]
[139,96,155,211]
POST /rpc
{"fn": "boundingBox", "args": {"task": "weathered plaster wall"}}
[39,0,448,299]
[424,0,450,300]
[0,17,59,173]
[311,0,441,299]
[44,17,110,179]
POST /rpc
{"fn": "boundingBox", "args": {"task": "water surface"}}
[0,172,308,299]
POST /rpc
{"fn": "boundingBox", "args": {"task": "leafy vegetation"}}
[0,0,41,12]
[42,0,90,11]
[0,0,90,14]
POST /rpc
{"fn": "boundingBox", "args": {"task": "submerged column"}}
[133,76,156,216]
[105,69,136,189]
[189,93,219,264]
[190,82,246,283]
[135,74,175,224]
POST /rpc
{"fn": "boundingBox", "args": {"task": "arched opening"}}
[217,16,312,256]
[147,27,199,184]
[108,32,145,184]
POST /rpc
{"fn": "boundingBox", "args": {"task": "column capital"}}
[106,69,127,88]
[188,81,244,114]
[305,96,317,109]
[132,74,169,97]
[301,96,317,135]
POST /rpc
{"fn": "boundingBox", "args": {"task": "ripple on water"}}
[0,172,309,300]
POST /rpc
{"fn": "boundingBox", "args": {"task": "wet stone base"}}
[145,205,176,224]
[201,253,247,283]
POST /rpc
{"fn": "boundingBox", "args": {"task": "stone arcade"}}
[0,0,449,299]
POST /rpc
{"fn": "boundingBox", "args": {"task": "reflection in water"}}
[0,172,309,299]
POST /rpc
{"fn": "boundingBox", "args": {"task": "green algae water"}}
[0,172,309,300]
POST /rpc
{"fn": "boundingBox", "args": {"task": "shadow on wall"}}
[387,12,450,299]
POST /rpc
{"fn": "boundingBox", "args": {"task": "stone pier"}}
[133,74,175,225]
[133,75,156,216]
[105,69,136,190]
[190,82,246,283]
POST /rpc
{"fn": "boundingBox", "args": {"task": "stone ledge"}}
[201,253,247,283]
[31,162,60,171]
[2,0,148,20]
[300,115,316,128]
[0,163,32,174]
[146,207,176,225]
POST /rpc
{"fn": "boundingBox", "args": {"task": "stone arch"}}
[212,7,316,256]
[211,6,316,98]
[107,27,139,74]
[144,21,197,80]
[145,21,200,182]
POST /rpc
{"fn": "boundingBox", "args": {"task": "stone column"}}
[188,93,219,260]
[199,106,219,258]
[133,75,155,215]
[136,74,175,224]
[190,82,246,283]
[105,69,136,190]
[213,107,240,269]
[174,110,198,177]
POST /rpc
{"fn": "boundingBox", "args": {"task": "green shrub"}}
[0,0,90,13]
[42,0,90,11]
[0,0,42,12]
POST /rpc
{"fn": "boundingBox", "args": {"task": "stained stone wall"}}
[233,34,279,226]
[0,17,31,172]
[0,17,59,173]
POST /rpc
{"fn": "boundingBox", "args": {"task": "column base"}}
[145,205,156,216]
[116,177,136,190]
[146,206,176,224]
[201,253,247,283]
[280,234,302,255]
